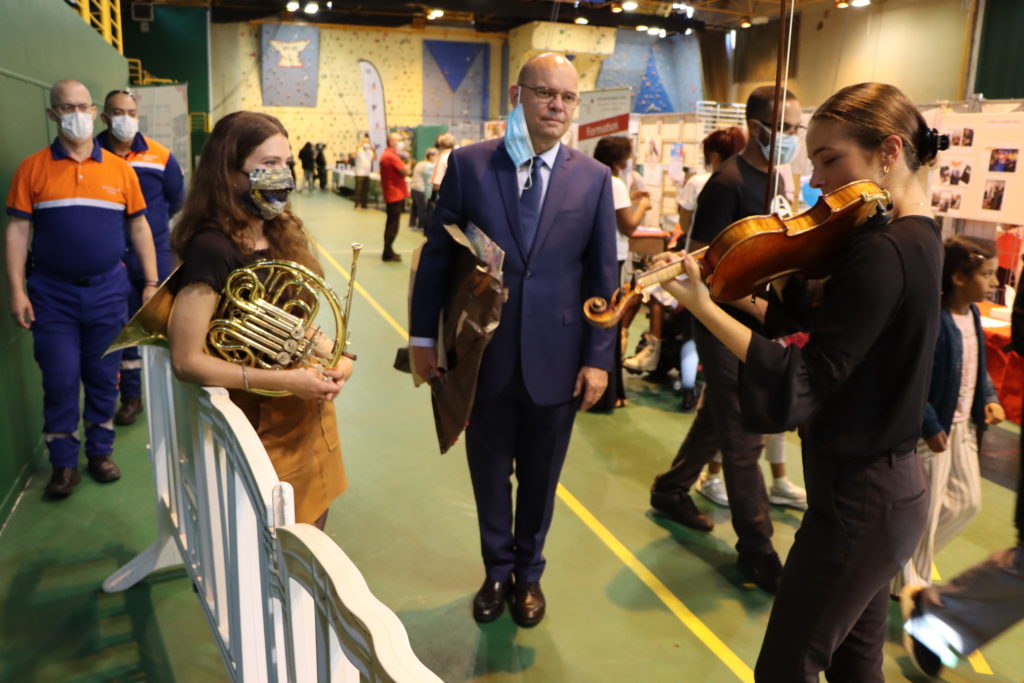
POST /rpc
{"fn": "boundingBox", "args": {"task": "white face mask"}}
[109,114,139,142]
[395,141,405,152]
[58,111,94,142]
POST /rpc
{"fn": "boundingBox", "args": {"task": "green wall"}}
[122,5,211,167]
[0,0,128,522]
[974,0,1024,99]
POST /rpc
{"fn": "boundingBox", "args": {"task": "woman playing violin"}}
[664,82,946,681]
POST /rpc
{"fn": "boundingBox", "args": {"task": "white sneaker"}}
[695,474,729,507]
[623,334,661,373]
[769,478,808,511]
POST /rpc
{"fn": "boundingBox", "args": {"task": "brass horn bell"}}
[105,245,362,397]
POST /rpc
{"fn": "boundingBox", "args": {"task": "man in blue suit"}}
[410,53,618,627]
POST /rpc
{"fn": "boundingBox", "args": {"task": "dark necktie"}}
[519,155,544,254]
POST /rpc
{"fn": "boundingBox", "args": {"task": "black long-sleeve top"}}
[738,214,943,460]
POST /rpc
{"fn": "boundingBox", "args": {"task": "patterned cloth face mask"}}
[242,167,295,220]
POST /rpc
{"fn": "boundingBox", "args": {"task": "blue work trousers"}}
[28,265,129,467]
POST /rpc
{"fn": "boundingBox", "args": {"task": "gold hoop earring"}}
[881,164,891,175]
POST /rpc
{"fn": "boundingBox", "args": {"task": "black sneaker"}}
[650,490,714,532]
[737,551,783,594]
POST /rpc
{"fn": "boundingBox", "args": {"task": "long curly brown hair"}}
[172,111,323,275]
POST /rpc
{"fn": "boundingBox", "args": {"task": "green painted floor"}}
[2,190,1022,682]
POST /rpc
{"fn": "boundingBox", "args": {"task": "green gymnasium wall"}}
[974,0,1024,99]
[0,0,128,523]
[121,5,211,167]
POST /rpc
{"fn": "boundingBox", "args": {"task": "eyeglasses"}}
[52,103,95,114]
[518,83,580,108]
[756,119,806,136]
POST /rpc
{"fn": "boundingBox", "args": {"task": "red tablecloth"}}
[980,302,1022,425]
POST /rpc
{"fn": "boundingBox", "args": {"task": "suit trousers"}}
[465,366,577,584]
[756,449,928,682]
[655,321,774,557]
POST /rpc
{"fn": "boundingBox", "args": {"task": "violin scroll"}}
[583,285,643,329]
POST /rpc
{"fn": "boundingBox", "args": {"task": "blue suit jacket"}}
[410,138,618,406]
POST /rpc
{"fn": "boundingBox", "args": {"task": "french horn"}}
[106,243,362,397]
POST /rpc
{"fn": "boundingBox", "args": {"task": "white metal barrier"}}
[103,347,441,683]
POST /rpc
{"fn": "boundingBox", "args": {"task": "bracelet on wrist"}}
[144,280,158,287]
[341,351,358,361]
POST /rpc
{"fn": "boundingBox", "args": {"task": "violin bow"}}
[763,0,799,214]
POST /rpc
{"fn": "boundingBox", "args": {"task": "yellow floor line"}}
[311,239,408,340]
[315,236,753,681]
[557,484,754,682]
[929,563,993,675]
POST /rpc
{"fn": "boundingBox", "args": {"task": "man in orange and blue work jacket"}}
[97,89,185,426]
[5,79,158,498]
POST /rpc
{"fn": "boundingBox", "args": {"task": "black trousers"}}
[756,449,928,681]
[410,189,429,228]
[354,175,370,208]
[465,366,577,584]
[383,201,403,257]
[653,320,773,557]
[316,165,327,190]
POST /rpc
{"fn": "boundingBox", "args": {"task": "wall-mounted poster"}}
[932,112,1024,223]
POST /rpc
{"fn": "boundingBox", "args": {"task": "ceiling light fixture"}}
[851,0,871,6]
[285,0,299,11]
[647,26,660,35]
[739,16,752,28]
[427,8,444,20]
[610,2,623,13]
[636,24,649,31]
[834,0,850,7]
[684,27,693,35]
[622,0,639,11]
[302,1,318,14]
[574,16,589,24]
[325,0,332,7]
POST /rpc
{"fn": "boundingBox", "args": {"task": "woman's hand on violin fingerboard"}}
[661,252,713,312]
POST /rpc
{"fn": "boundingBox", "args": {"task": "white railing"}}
[103,347,441,683]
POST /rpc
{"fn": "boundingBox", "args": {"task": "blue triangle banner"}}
[425,40,485,93]
[634,48,673,113]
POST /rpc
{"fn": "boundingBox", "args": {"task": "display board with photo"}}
[930,112,1024,222]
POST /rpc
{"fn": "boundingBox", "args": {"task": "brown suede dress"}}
[229,391,347,524]
[171,228,347,523]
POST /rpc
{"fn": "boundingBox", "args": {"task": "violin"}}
[583,179,891,329]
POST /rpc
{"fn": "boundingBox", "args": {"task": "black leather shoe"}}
[510,581,545,628]
[472,578,511,623]
[114,396,143,426]
[737,551,783,594]
[45,467,81,498]
[87,456,122,483]
[650,490,714,532]
[382,252,403,262]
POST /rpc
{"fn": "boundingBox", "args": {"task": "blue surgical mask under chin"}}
[504,103,535,169]
[758,129,799,166]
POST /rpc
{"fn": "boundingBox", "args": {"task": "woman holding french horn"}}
[167,111,353,528]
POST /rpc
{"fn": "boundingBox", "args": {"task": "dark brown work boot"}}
[44,467,81,498]
[114,396,143,426]
[87,456,122,483]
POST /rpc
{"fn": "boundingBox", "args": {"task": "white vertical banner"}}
[358,59,388,171]
[575,87,631,157]
[133,84,191,184]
